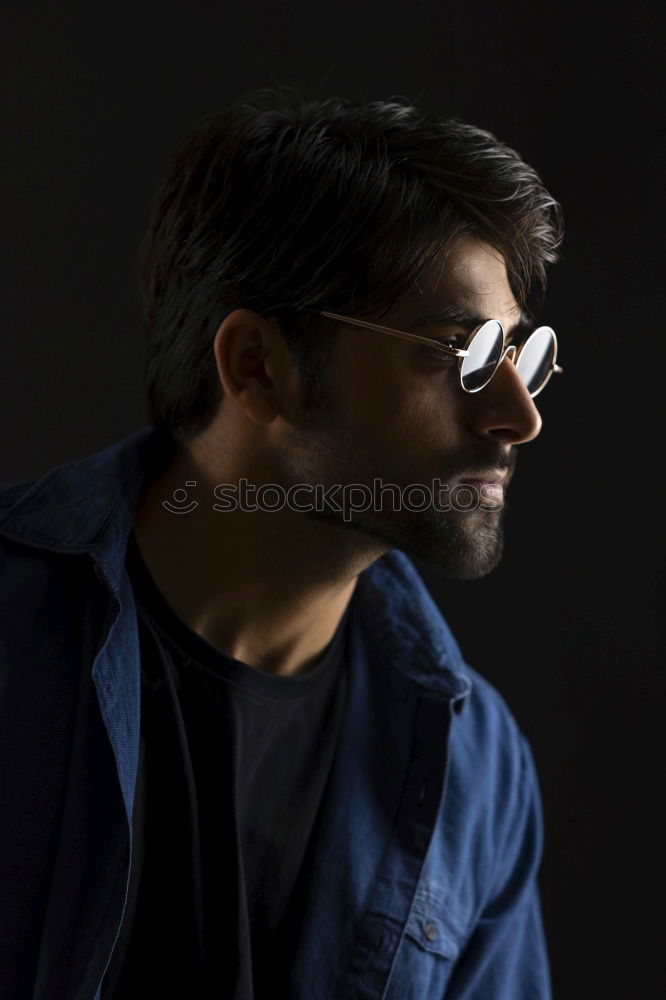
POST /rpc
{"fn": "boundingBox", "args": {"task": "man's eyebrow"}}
[410,305,533,336]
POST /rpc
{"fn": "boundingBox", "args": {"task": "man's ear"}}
[213,309,286,425]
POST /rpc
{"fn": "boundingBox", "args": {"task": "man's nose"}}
[467,351,543,444]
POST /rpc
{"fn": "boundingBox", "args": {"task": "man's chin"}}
[338,507,506,580]
[378,508,505,580]
[409,539,504,580]
[297,502,505,580]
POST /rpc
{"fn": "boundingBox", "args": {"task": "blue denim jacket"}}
[0,426,551,999]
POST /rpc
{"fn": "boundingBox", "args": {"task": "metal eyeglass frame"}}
[316,309,563,399]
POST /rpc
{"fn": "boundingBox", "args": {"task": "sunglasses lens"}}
[461,321,504,391]
[516,326,556,395]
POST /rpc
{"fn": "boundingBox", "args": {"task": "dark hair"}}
[138,85,563,442]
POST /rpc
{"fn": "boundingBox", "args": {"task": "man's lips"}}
[456,470,508,500]
[457,468,508,484]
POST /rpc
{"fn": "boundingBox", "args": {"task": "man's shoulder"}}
[0,477,54,568]
[0,426,170,559]
[458,660,527,755]
[365,549,531,756]
[379,552,532,777]
[445,657,541,861]
[0,476,38,511]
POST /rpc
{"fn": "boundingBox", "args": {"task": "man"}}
[0,87,563,999]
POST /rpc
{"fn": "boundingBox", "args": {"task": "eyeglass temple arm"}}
[319,310,562,371]
[319,310,469,358]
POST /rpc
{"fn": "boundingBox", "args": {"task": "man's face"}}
[277,234,543,579]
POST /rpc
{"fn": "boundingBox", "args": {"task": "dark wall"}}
[2,2,663,996]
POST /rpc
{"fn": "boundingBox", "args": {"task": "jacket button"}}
[423,922,437,942]
[117,850,129,871]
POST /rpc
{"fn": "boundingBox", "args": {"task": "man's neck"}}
[131,443,385,678]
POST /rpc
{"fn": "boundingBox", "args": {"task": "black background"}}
[2,2,664,997]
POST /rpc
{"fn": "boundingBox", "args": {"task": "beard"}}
[276,385,514,582]
[341,495,506,580]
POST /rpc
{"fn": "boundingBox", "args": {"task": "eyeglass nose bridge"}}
[490,342,522,384]
[500,343,518,365]
[486,344,518,385]
[482,342,524,392]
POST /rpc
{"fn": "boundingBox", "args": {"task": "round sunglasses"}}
[318,310,563,398]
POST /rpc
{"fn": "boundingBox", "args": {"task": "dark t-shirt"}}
[101,531,350,998]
